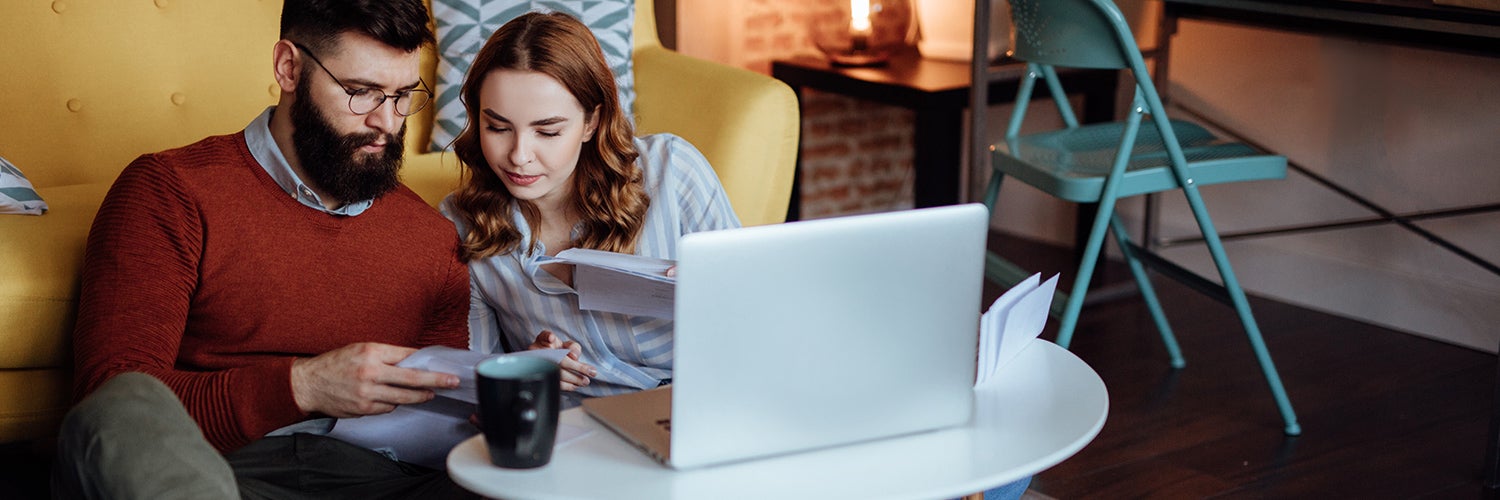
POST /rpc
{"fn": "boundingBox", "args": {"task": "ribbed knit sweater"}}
[72,133,469,452]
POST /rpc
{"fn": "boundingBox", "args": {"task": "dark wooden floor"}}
[981,232,1497,499]
[2,232,1494,499]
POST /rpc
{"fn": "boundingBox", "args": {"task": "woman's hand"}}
[531,330,597,391]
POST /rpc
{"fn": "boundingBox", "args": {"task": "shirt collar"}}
[244,106,373,216]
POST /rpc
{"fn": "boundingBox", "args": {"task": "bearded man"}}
[51,1,477,498]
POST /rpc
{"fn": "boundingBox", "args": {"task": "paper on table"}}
[975,272,1059,387]
[324,346,590,470]
[539,248,676,319]
[978,273,1035,383]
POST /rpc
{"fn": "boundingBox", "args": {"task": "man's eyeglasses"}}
[293,42,432,117]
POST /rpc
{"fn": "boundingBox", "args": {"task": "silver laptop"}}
[582,203,989,469]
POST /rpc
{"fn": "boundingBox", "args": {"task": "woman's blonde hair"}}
[449,11,648,261]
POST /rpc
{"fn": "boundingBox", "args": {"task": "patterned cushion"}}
[429,0,635,152]
[0,155,47,215]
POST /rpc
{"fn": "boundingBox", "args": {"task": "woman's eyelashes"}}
[483,125,560,138]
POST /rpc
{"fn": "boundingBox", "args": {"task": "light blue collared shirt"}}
[244,107,374,216]
[441,133,741,401]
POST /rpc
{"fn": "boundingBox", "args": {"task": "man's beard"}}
[290,82,404,204]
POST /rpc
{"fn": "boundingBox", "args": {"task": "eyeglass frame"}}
[291,42,432,117]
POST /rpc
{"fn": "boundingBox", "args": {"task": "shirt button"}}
[299,186,314,197]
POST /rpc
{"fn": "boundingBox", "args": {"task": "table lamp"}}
[811,0,914,66]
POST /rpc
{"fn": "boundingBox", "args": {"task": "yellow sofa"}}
[0,0,798,444]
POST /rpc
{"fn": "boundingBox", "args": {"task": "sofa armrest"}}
[0,182,110,443]
[0,183,110,370]
[632,46,800,227]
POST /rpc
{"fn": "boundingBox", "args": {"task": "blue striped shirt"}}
[440,134,741,399]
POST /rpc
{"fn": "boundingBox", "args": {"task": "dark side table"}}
[771,49,1119,221]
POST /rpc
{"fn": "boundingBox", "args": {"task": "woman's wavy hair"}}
[450,11,647,261]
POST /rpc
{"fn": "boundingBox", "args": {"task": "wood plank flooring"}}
[1,231,1494,499]
[983,232,1496,499]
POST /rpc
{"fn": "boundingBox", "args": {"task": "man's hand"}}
[530,330,596,391]
[290,342,460,418]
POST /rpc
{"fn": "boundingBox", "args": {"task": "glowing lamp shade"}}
[810,0,914,66]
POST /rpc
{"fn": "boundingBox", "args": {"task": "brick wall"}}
[679,0,918,219]
[798,90,916,218]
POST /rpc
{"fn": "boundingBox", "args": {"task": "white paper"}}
[975,273,1059,387]
[325,346,588,469]
[977,273,1038,384]
[550,248,676,278]
[539,248,677,318]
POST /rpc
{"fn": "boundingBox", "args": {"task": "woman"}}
[440,11,740,404]
[442,14,1031,498]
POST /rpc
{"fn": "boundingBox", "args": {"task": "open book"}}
[324,346,591,469]
[537,248,676,318]
[975,273,1060,387]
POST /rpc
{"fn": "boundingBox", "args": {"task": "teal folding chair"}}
[983,0,1300,435]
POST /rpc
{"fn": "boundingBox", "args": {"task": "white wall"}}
[1134,19,1500,353]
[983,17,1500,353]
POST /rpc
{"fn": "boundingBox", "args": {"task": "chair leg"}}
[1108,215,1185,368]
[1057,103,1147,350]
[1053,197,1117,349]
[981,168,1004,213]
[981,171,1071,317]
[981,171,1027,287]
[982,170,1044,293]
[985,251,1035,289]
[1181,186,1302,436]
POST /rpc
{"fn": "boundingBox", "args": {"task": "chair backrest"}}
[1004,0,1174,140]
[1008,0,1141,71]
[1001,0,1196,180]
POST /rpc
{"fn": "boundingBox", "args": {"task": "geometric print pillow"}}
[428,0,635,153]
[0,154,47,215]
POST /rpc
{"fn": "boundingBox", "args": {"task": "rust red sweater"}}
[72,133,469,452]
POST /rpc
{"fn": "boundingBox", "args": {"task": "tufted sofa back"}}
[2,1,284,189]
[0,0,664,192]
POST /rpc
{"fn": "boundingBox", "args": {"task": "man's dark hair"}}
[280,0,434,53]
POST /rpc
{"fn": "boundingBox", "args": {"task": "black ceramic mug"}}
[475,356,561,469]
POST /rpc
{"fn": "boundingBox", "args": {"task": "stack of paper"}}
[325,346,589,469]
[975,273,1059,387]
[537,248,677,319]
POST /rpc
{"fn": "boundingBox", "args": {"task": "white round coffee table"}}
[449,339,1107,500]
